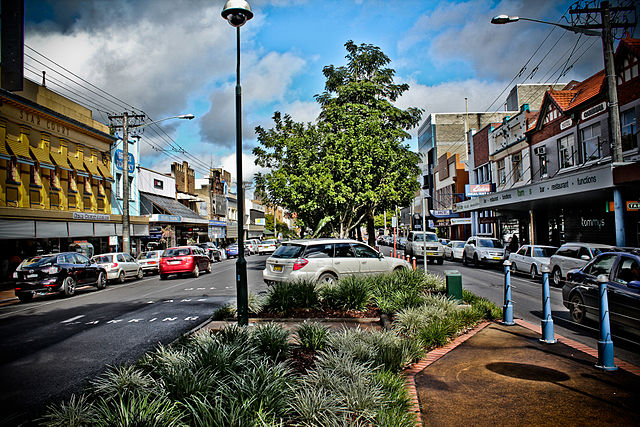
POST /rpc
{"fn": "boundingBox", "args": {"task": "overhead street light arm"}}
[130,114,195,129]
[491,15,601,36]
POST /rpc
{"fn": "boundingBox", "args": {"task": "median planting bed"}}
[40,270,501,426]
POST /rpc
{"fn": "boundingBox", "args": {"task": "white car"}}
[508,245,558,280]
[462,236,506,268]
[263,238,410,285]
[548,242,613,286]
[92,252,143,283]
[444,240,466,261]
[258,239,279,255]
[137,250,163,275]
[404,231,444,264]
[246,239,260,255]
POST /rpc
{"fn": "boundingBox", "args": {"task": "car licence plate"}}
[27,274,38,278]
[169,260,181,265]
[273,265,283,272]
[426,252,436,256]
[492,256,502,260]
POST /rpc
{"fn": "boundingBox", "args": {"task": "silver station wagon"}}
[263,238,410,285]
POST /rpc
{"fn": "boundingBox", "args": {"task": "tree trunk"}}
[356,226,362,242]
[366,209,376,247]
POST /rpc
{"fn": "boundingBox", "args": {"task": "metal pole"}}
[422,197,427,271]
[502,260,515,325]
[540,266,556,343]
[122,112,130,254]
[235,26,248,326]
[596,274,617,371]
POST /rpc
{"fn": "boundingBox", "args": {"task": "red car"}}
[159,246,211,279]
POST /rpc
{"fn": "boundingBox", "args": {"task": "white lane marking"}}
[162,317,177,322]
[61,315,85,324]
[185,316,199,321]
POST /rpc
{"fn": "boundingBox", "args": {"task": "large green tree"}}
[253,41,421,244]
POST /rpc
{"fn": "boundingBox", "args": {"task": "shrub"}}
[251,323,290,362]
[39,394,97,427]
[94,393,185,427]
[320,276,372,311]
[212,304,236,320]
[248,292,267,315]
[417,317,459,349]
[90,365,159,401]
[370,269,446,314]
[295,321,330,351]
[288,387,344,426]
[264,280,319,314]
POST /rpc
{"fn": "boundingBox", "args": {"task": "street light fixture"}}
[109,112,195,255]
[222,0,253,326]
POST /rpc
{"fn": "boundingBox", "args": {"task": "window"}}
[558,134,575,169]
[577,247,591,260]
[614,257,640,284]
[580,122,601,162]
[353,244,378,258]
[497,159,506,184]
[116,173,122,198]
[154,179,164,189]
[524,247,531,257]
[128,176,134,201]
[117,254,126,262]
[621,109,637,152]
[538,153,548,178]
[304,244,333,258]
[618,54,639,84]
[585,254,617,277]
[512,153,522,182]
[334,243,355,258]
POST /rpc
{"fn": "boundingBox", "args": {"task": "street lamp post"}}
[109,113,194,255]
[222,0,253,326]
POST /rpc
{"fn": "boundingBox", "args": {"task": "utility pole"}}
[109,112,145,254]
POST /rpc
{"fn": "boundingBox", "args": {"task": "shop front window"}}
[621,109,637,152]
[580,122,601,162]
[558,134,575,169]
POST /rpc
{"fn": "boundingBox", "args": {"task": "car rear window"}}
[262,240,277,245]
[272,244,304,259]
[21,255,57,268]
[138,252,157,259]
[93,255,112,263]
[164,248,190,257]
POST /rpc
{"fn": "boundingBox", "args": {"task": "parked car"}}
[226,243,239,258]
[137,250,163,275]
[92,252,143,283]
[159,246,211,279]
[462,237,505,267]
[405,231,444,264]
[196,242,222,262]
[258,239,279,255]
[397,237,407,250]
[246,239,260,255]
[549,242,613,287]
[444,240,466,261]
[562,251,640,335]
[508,244,559,280]
[13,252,107,302]
[263,238,410,286]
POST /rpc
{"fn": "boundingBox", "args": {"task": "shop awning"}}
[141,192,207,222]
[84,159,102,180]
[68,154,89,177]
[6,134,33,164]
[97,162,113,181]
[29,145,55,169]
[50,150,71,170]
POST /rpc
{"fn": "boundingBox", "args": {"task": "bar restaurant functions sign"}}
[473,165,613,209]
[465,183,495,197]
[73,212,111,221]
[115,149,135,173]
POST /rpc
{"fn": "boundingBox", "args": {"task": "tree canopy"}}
[253,41,422,244]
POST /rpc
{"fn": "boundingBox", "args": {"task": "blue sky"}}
[24,0,624,182]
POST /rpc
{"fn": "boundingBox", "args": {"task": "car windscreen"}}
[478,239,503,248]
[21,255,57,268]
[93,255,113,263]
[412,233,439,242]
[163,248,190,257]
[272,244,304,259]
[453,241,466,248]
[591,247,611,257]
[533,247,556,257]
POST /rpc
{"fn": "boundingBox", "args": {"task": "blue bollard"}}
[502,260,515,325]
[596,274,617,371]
[540,266,557,344]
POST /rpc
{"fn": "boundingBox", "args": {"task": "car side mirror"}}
[378,252,384,259]
[628,280,640,289]
[580,255,590,261]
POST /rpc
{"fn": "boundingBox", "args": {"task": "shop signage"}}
[255,218,266,226]
[157,214,182,222]
[560,118,573,130]
[115,149,135,173]
[430,210,452,217]
[208,220,226,227]
[109,235,118,245]
[435,219,450,226]
[73,212,111,221]
[450,218,472,225]
[628,201,639,211]
[581,102,607,121]
[479,217,498,224]
[465,184,495,197]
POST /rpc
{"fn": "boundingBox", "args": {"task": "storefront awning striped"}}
[29,145,55,169]
[50,150,71,170]
[6,134,34,164]
[68,154,89,177]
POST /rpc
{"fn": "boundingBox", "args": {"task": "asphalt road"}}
[0,253,270,425]
[378,245,640,367]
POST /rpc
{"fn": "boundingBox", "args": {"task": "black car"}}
[562,251,640,335]
[13,252,108,302]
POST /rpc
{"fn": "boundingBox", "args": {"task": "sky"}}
[23,0,636,185]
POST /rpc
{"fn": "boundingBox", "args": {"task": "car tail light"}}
[15,287,21,290]
[293,258,309,271]
[43,266,60,275]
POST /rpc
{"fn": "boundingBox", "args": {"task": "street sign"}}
[391,216,397,227]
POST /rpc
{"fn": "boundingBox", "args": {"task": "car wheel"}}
[96,272,107,289]
[137,269,144,280]
[318,272,337,286]
[17,292,33,303]
[206,262,212,273]
[193,264,200,278]
[437,257,444,265]
[530,265,537,280]
[569,293,586,324]
[160,274,168,280]
[552,268,562,287]
[117,270,125,284]
[462,254,468,265]
[473,254,480,268]
[63,276,76,297]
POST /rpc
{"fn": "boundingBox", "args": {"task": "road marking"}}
[61,315,85,323]
[149,318,157,322]
[128,319,142,323]
[181,299,191,302]
[107,319,123,324]
[185,316,199,321]
[197,298,206,302]
[86,320,99,325]
[162,317,177,322]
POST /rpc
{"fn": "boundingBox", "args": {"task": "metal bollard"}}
[596,274,617,371]
[412,257,417,270]
[502,260,515,325]
[540,266,557,344]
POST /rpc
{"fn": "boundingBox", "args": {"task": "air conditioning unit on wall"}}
[534,146,546,156]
